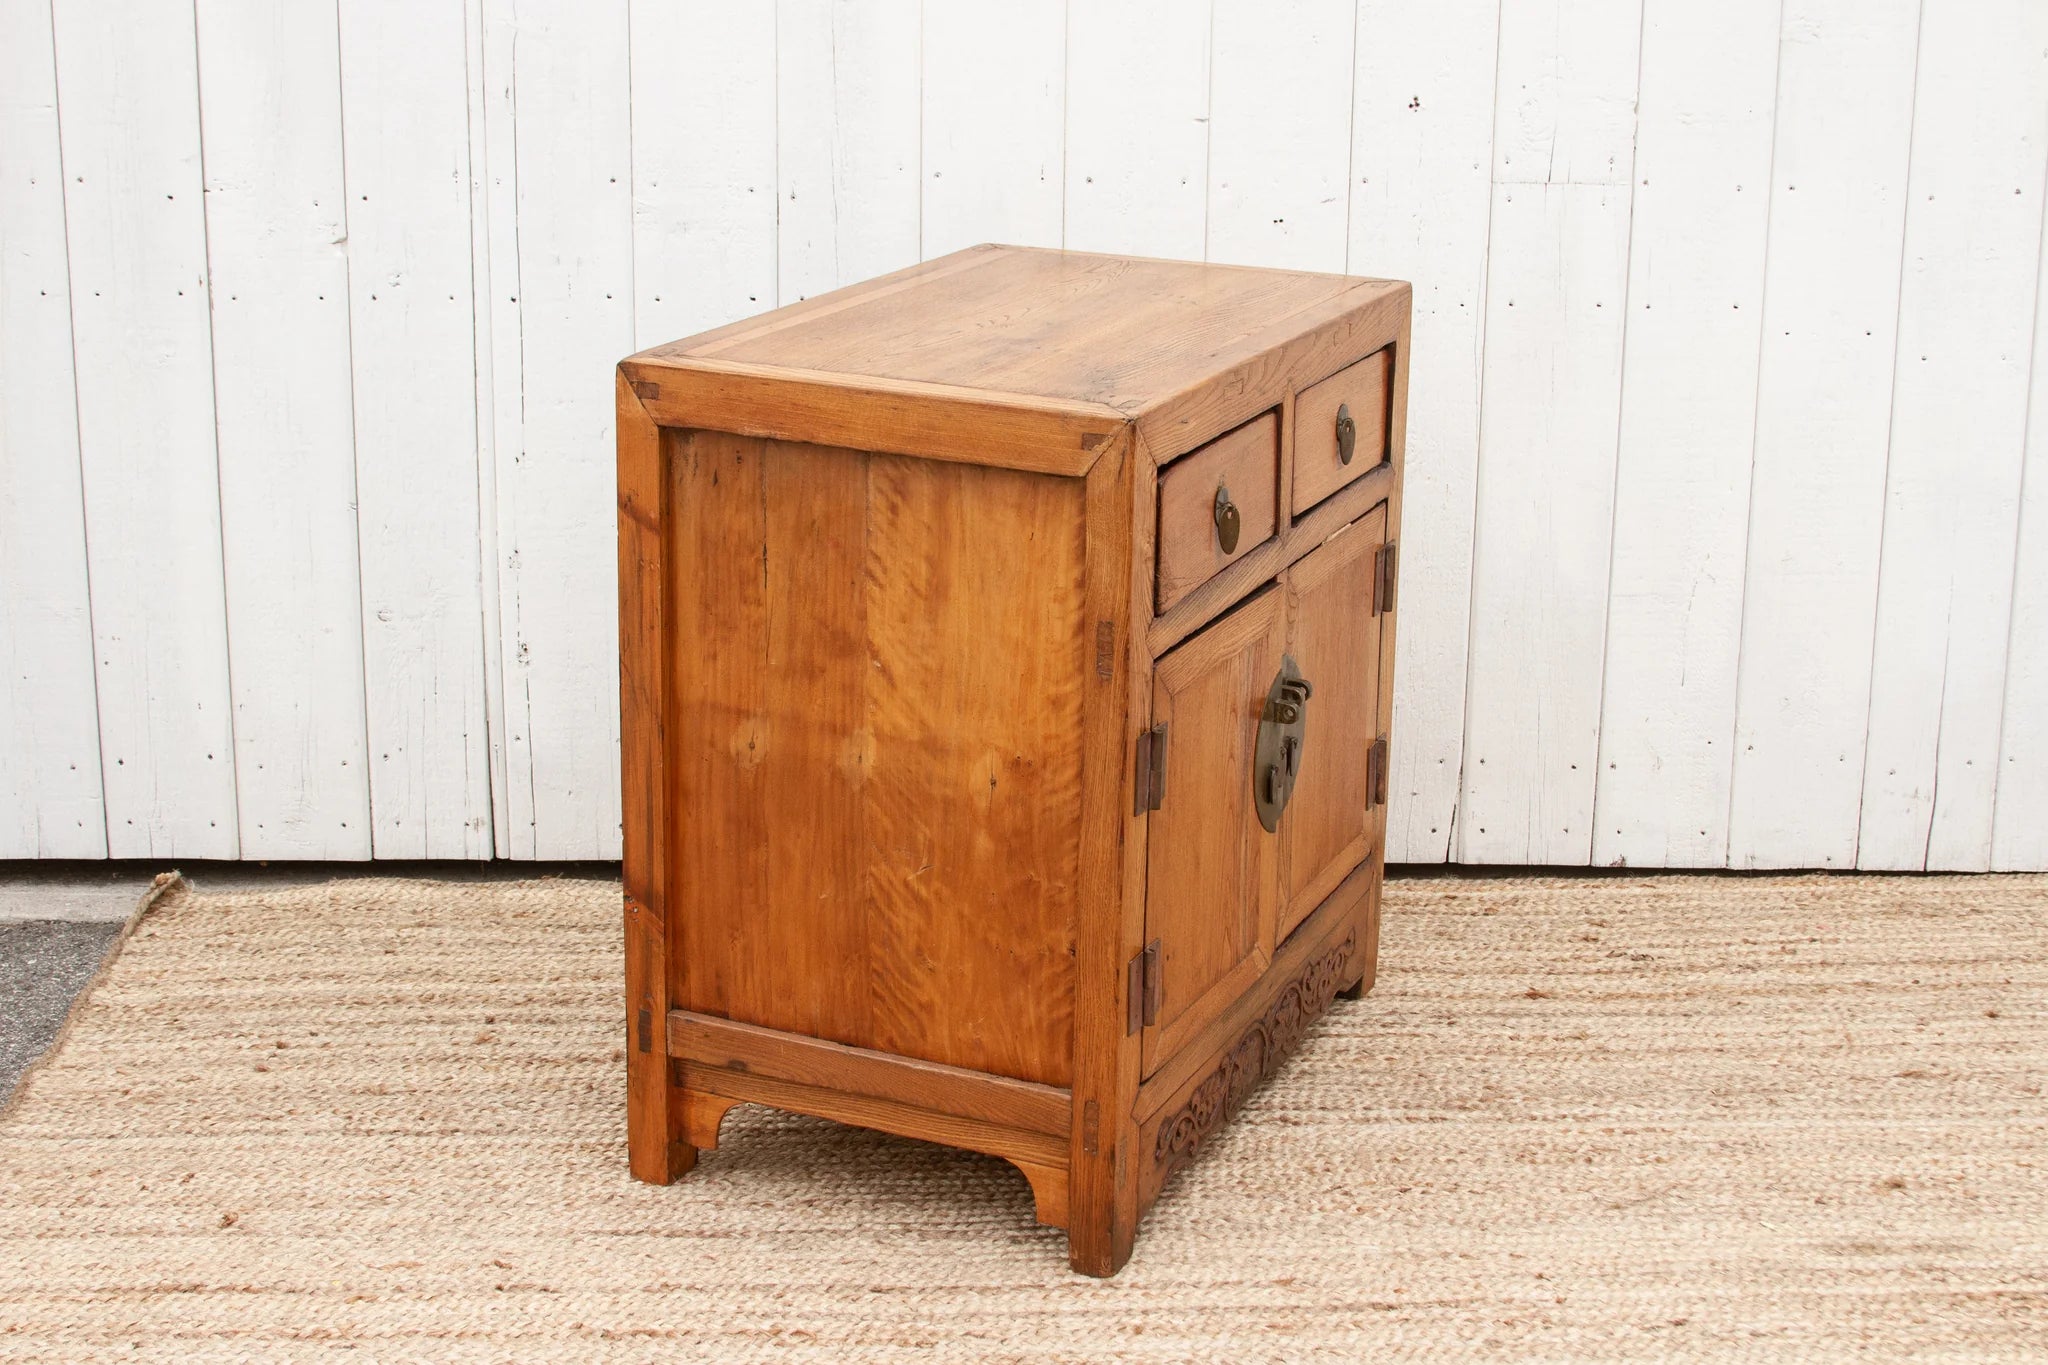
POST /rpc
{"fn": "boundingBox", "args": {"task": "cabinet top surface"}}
[629,245,1404,416]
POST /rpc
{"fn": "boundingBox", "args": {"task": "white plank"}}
[495,0,635,859]
[339,0,495,858]
[1206,0,1353,272]
[50,0,238,858]
[1993,201,2048,871]
[1064,0,1210,260]
[1457,0,1641,865]
[1590,0,1778,869]
[1347,0,1500,863]
[1859,2,2048,871]
[0,0,104,858]
[194,1,370,859]
[629,2,775,345]
[921,1,1065,258]
[469,0,517,856]
[776,0,922,303]
[1727,0,1921,870]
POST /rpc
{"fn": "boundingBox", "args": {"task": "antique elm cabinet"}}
[617,244,1408,1276]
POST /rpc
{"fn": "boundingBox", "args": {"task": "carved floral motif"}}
[1151,932,1356,1180]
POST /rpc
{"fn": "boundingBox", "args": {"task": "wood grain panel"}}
[666,435,1083,1085]
[861,456,1085,1085]
[1142,589,1284,1075]
[697,246,1367,412]
[667,433,873,1043]
[1281,511,1386,940]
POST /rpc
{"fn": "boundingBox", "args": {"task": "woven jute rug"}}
[2,872,2042,1362]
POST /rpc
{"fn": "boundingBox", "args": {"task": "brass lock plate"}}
[1335,403,1357,465]
[1254,654,1312,833]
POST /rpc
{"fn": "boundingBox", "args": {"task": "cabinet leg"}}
[1337,972,1369,1000]
[1065,1114,1138,1277]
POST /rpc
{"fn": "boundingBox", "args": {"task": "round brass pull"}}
[1335,403,1357,465]
[1213,482,1242,554]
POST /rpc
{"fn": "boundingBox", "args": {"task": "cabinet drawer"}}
[1291,348,1391,517]
[1155,412,1279,613]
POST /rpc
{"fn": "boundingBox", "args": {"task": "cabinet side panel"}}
[668,438,1084,1087]
[862,456,1085,1087]
[668,432,874,1044]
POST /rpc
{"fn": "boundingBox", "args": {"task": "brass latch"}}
[1254,656,1312,832]
[1335,402,1357,465]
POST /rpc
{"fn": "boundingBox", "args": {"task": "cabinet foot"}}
[1337,972,1369,1000]
[1007,1158,1070,1229]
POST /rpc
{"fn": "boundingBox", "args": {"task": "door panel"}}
[1142,588,1284,1075]
[1279,509,1386,939]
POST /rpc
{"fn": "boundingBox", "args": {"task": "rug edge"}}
[0,870,185,1126]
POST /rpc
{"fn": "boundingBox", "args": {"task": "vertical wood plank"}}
[1064,0,1210,260]
[1348,0,1500,863]
[1590,0,1779,869]
[339,0,494,858]
[1067,433,1143,1277]
[1206,0,1353,272]
[469,0,517,857]
[1726,0,1921,870]
[195,0,371,859]
[0,0,105,858]
[51,0,238,858]
[629,1,776,344]
[776,0,922,303]
[618,376,685,1182]
[1860,2,2048,871]
[495,0,635,859]
[1458,0,1642,865]
[921,1,1066,258]
[1993,210,2048,871]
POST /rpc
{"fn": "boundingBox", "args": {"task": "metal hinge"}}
[1366,735,1390,808]
[1134,722,1168,814]
[1126,939,1162,1034]
[1373,541,1399,616]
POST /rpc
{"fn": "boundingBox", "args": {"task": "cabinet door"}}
[1278,508,1387,940]
[1142,588,1285,1075]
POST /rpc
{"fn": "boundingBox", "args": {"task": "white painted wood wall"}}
[3,0,2045,870]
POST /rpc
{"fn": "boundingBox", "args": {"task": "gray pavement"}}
[0,919,125,1103]
[0,860,620,1107]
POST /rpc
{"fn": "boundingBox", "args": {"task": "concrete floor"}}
[0,861,619,1105]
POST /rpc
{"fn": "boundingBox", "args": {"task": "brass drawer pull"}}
[1335,403,1357,465]
[1213,482,1242,554]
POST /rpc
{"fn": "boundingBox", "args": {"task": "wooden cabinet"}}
[618,244,1408,1276]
